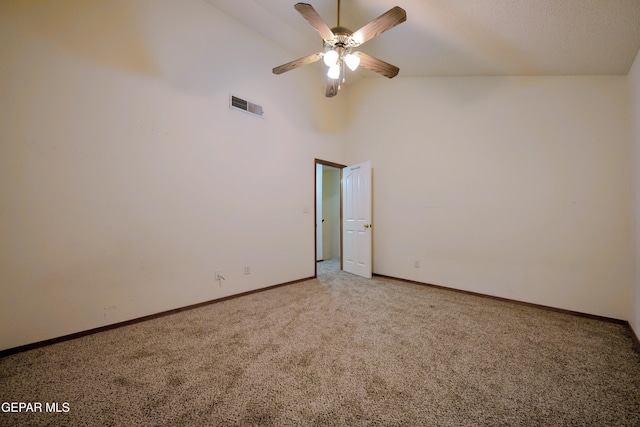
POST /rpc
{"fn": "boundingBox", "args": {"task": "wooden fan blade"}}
[351,6,406,46]
[294,3,335,41]
[356,52,400,78]
[272,52,322,75]
[325,77,339,97]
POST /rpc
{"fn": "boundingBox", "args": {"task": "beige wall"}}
[630,49,640,337]
[1,0,637,351]
[0,0,346,351]
[345,76,633,319]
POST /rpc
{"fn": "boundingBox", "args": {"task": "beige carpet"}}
[1,258,639,426]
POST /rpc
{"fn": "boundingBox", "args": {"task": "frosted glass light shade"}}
[327,63,340,79]
[344,53,360,71]
[323,50,339,66]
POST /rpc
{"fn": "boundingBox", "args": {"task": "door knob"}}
[364,224,372,229]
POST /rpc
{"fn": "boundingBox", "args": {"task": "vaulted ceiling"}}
[206,0,640,77]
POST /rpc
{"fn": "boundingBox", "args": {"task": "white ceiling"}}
[205,0,640,78]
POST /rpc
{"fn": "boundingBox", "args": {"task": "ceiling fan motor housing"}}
[324,27,354,60]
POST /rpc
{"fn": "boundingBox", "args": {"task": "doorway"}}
[315,159,346,277]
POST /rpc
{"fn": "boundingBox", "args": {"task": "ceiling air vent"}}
[230,94,264,118]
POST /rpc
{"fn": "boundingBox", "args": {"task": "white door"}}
[342,161,372,278]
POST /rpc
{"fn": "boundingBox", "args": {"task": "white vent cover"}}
[230,94,264,118]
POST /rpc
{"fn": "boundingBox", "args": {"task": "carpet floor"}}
[1,259,639,426]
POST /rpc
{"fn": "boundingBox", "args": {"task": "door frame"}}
[314,158,347,277]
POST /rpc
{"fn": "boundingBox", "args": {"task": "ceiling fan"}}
[272,1,407,97]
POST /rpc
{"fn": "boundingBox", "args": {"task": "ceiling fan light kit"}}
[272,1,407,97]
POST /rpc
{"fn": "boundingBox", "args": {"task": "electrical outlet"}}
[414,260,420,268]
[244,266,251,275]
